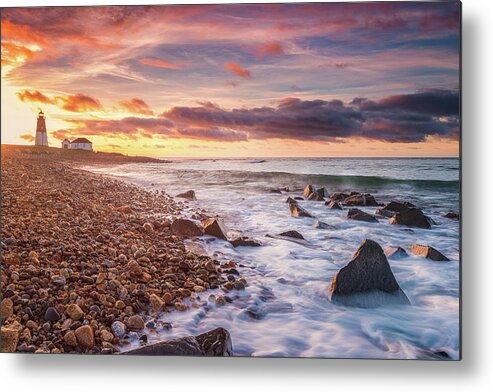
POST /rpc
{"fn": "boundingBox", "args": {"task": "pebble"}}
[66,304,84,321]
[44,307,60,322]
[111,321,126,337]
[75,325,95,350]
[127,315,145,330]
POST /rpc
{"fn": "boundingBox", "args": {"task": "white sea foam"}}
[85,157,460,359]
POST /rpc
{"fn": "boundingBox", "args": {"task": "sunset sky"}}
[1,2,460,157]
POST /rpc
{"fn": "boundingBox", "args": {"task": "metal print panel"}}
[0,1,461,359]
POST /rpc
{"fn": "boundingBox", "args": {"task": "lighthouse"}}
[35,110,48,146]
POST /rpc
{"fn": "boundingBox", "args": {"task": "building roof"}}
[71,138,92,144]
[62,139,70,142]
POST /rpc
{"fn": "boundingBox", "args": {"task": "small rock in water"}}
[347,208,377,222]
[409,244,449,261]
[279,230,305,240]
[176,190,197,200]
[289,203,314,218]
[389,208,433,229]
[203,218,230,240]
[303,184,314,198]
[325,200,342,210]
[384,246,408,259]
[444,211,460,220]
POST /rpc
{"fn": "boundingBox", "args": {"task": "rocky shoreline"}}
[0,146,238,354]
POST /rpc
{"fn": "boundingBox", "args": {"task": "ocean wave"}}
[167,168,460,192]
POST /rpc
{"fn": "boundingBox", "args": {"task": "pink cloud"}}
[224,62,251,78]
[139,58,182,70]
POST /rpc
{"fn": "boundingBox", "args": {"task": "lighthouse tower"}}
[35,110,48,146]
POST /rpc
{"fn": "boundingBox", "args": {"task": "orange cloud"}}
[1,42,34,67]
[224,62,251,78]
[1,19,46,46]
[256,42,284,58]
[139,58,181,70]
[58,94,102,112]
[119,98,154,116]
[17,90,55,104]
[19,133,35,142]
[16,89,102,113]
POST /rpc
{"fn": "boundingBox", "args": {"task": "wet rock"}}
[347,208,377,222]
[228,234,261,247]
[149,294,165,311]
[171,218,204,237]
[409,244,450,261]
[390,208,433,229]
[123,327,232,356]
[286,197,298,205]
[375,208,394,218]
[176,190,197,200]
[329,192,349,202]
[279,231,305,240]
[313,220,334,229]
[111,321,126,337]
[384,246,408,259]
[1,326,19,352]
[66,304,84,321]
[329,239,410,307]
[325,200,342,210]
[44,307,61,322]
[344,193,379,207]
[203,218,230,240]
[307,188,326,201]
[382,200,416,213]
[75,325,95,350]
[127,315,145,330]
[0,298,14,321]
[303,184,314,198]
[289,203,314,218]
[444,211,460,220]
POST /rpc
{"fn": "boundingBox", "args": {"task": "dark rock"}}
[228,234,261,247]
[329,239,410,307]
[202,218,229,240]
[176,190,197,200]
[44,307,60,322]
[347,208,377,222]
[375,208,394,218]
[171,218,204,237]
[325,200,342,210]
[123,327,232,356]
[409,244,449,261]
[313,220,334,229]
[289,203,314,218]
[286,197,298,205]
[329,192,349,202]
[303,184,314,198]
[384,246,408,259]
[382,200,416,213]
[294,197,304,201]
[389,208,433,229]
[307,188,326,201]
[344,193,379,207]
[444,211,460,220]
[279,231,305,240]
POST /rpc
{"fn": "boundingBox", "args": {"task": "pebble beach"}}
[0,145,236,354]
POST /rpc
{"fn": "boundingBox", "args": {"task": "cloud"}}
[139,58,181,70]
[20,133,35,142]
[58,93,102,112]
[119,98,154,116]
[164,90,459,143]
[17,90,55,104]
[256,42,284,58]
[177,127,247,142]
[16,90,102,112]
[224,62,251,78]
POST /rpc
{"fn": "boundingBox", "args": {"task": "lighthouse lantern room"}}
[35,110,48,146]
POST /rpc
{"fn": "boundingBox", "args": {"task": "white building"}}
[61,137,93,151]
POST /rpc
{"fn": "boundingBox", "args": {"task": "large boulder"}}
[122,327,233,356]
[203,218,230,240]
[176,190,197,200]
[409,244,449,261]
[389,208,433,229]
[289,203,314,218]
[303,184,314,198]
[347,208,377,222]
[329,192,349,202]
[329,239,410,307]
[171,218,204,237]
[344,193,379,207]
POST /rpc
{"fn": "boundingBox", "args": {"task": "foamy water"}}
[86,157,460,359]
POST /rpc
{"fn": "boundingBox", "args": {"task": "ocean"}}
[86,157,460,359]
